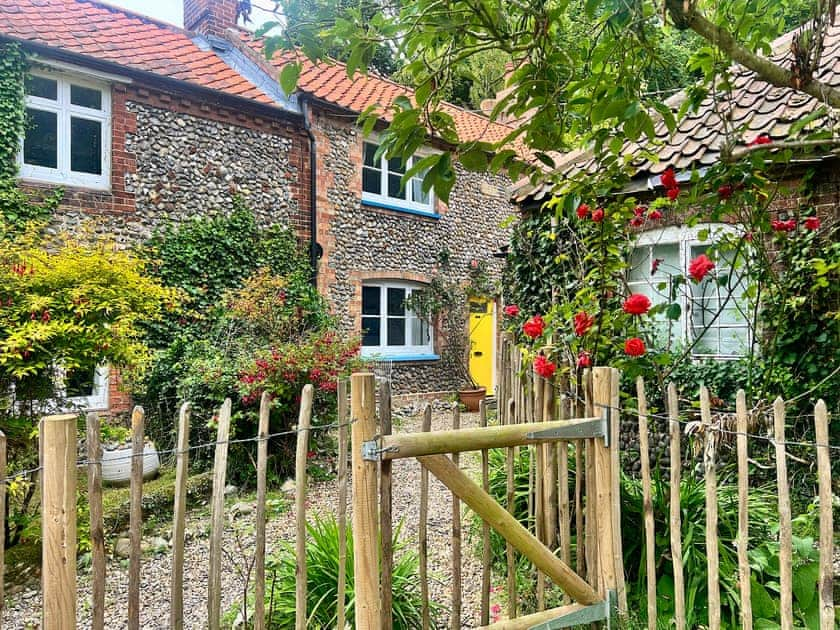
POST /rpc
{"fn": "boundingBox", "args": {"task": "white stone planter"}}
[101,443,160,486]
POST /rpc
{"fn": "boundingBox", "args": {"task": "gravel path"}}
[2,406,487,629]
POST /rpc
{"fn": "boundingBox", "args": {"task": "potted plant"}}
[404,251,492,411]
[99,419,160,486]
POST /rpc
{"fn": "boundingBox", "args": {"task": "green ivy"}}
[0,42,61,231]
[142,201,311,348]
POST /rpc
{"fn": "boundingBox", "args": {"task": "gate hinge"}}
[361,440,380,461]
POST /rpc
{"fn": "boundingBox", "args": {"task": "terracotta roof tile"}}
[241,34,516,145]
[0,0,277,105]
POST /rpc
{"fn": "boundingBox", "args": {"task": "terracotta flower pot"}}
[459,387,486,412]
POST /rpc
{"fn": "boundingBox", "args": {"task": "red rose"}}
[504,304,520,317]
[748,134,772,146]
[633,205,646,217]
[629,216,645,228]
[576,203,590,219]
[523,315,546,339]
[534,354,557,379]
[622,293,652,316]
[771,219,796,232]
[660,168,677,189]
[648,209,663,220]
[718,184,733,200]
[591,207,605,223]
[666,186,680,201]
[804,216,821,230]
[573,311,594,336]
[624,337,646,357]
[688,254,715,282]
[577,351,592,368]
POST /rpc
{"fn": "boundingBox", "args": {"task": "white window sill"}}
[361,197,440,219]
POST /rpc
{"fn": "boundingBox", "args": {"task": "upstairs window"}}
[360,281,435,359]
[19,71,110,190]
[362,141,435,215]
[628,225,751,358]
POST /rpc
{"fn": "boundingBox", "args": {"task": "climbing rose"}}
[718,184,733,200]
[504,304,520,317]
[629,216,645,228]
[622,294,652,316]
[577,351,592,368]
[666,186,680,201]
[748,134,772,146]
[573,311,595,336]
[576,203,590,219]
[771,219,796,232]
[651,258,664,274]
[624,337,646,357]
[804,216,821,230]
[688,254,715,282]
[633,205,646,217]
[660,168,677,189]
[591,207,605,223]
[522,315,546,339]
[648,209,663,220]
[534,354,557,379]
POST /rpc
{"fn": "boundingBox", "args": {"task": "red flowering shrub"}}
[591,207,605,223]
[504,304,520,317]
[629,216,644,228]
[633,206,646,217]
[622,294,651,316]
[624,337,646,356]
[688,254,715,282]
[523,315,546,339]
[748,133,772,146]
[648,209,662,220]
[718,184,733,200]
[533,354,556,378]
[666,186,680,201]
[574,311,594,336]
[576,203,590,219]
[771,219,796,233]
[804,216,821,230]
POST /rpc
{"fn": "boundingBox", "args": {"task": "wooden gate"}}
[349,363,625,629]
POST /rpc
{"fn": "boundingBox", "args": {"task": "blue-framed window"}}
[360,281,435,359]
[362,141,435,215]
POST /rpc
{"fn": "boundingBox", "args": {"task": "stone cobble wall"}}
[122,101,302,239]
[314,114,516,394]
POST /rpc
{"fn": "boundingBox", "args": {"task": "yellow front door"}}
[468,298,495,391]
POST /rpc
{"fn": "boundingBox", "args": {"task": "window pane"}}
[70,117,102,174]
[387,288,406,316]
[65,366,95,398]
[388,173,406,199]
[71,84,102,110]
[412,318,430,346]
[362,286,381,315]
[412,177,429,205]
[387,318,406,345]
[362,317,380,346]
[23,108,58,168]
[362,166,381,195]
[363,142,379,168]
[719,328,748,355]
[25,75,57,100]
[387,156,406,174]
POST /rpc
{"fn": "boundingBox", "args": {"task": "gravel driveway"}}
[2,405,487,629]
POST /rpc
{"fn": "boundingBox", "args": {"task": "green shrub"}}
[247,515,435,629]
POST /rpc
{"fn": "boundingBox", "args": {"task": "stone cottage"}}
[0,0,518,412]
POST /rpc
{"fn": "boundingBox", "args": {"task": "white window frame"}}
[629,224,751,359]
[361,140,437,216]
[18,69,111,190]
[360,281,436,359]
[53,364,110,411]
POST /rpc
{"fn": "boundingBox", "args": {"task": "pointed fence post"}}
[171,402,191,630]
[86,412,106,630]
[295,385,314,630]
[253,395,269,630]
[128,406,145,630]
[208,399,232,630]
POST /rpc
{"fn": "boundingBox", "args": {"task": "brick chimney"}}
[184,0,240,37]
